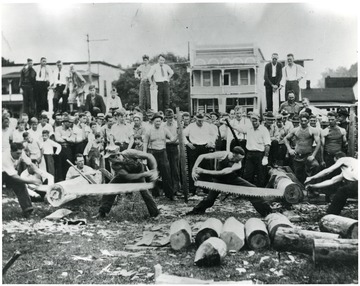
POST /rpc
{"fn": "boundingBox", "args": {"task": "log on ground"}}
[194,237,227,267]
[273,227,340,254]
[169,219,192,251]
[195,218,223,247]
[312,238,358,264]
[265,213,293,241]
[220,217,245,252]
[245,218,270,250]
[319,214,358,238]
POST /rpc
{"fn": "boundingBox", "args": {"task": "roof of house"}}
[325,77,358,88]
[2,61,122,70]
[301,87,356,103]
[2,70,99,79]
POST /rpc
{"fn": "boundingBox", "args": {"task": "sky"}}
[1,2,358,87]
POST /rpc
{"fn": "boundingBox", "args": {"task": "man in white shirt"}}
[106,87,123,114]
[280,53,306,102]
[110,108,134,151]
[147,54,174,112]
[183,113,216,195]
[135,55,152,111]
[305,152,358,215]
[51,60,69,113]
[34,57,53,115]
[66,154,96,180]
[2,143,40,217]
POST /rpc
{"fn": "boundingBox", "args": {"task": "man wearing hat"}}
[279,91,302,118]
[183,113,216,195]
[135,55,152,111]
[337,107,349,144]
[110,108,134,151]
[132,113,147,139]
[164,109,181,195]
[143,112,177,200]
[264,53,283,112]
[98,145,160,218]
[54,115,76,180]
[269,114,289,166]
[186,146,272,217]
[106,87,123,114]
[263,111,276,133]
[240,113,271,187]
[280,110,294,133]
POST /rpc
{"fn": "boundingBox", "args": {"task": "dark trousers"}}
[99,170,159,217]
[166,144,181,192]
[44,154,55,177]
[22,85,35,117]
[327,180,358,215]
[192,175,272,217]
[2,172,33,213]
[35,81,49,114]
[285,80,300,102]
[59,144,73,181]
[243,151,266,187]
[265,77,278,111]
[324,151,337,168]
[156,81,170,112]
[187,144,211,194]
[53,84,68,113]
[269,141,287,166]
[139,80,151,111]
[149,149,174,199]
[292,154,320,184]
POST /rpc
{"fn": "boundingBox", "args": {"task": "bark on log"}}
[319,214,358,238]
[245,218,270,250]
[169,219,192,251]
[312,238,358,264]
[273,227,340,254]
[265,213,294,240]
[195,218,223,247]
[220,217,245,252]
[194,237,227,267]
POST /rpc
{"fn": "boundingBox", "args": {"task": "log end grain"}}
[170,229,191,251]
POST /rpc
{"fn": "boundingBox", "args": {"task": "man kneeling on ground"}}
[97,145,160,218]
[186,146,272,217]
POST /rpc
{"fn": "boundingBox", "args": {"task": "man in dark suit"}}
[264,53,282,112]
[84,84,106,117]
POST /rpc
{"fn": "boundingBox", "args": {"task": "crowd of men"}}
[1,53,357,220]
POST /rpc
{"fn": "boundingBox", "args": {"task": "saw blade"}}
[195,181,284,198]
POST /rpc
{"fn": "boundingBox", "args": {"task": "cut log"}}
[194,237,227,267]
[273,227,340,254]
[312,238,358,264]
[265,213,293,240]
[195,218,223,247]
[169,219,192,251]
[319,214,358,238]
[220,217,245,252]
[244,218,270,250]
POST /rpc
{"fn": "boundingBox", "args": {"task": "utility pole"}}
[86,34,108,83]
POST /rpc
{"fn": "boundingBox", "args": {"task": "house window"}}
[250,69,255,85]
[223,73,230,86]
[230,70,238,86]
[193,70,201,86]
[2,79,9,94]
[193,98,219,113]
[240,70,249,85]
[202,71,211,87]
[226,97,255,113]
[11,78,20,94]
[212,70,221,86]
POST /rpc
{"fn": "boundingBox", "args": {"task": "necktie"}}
[39,69,42,78]
[58,71,60,80]
[161,65,165,77]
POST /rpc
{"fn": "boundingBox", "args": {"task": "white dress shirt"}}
[281,64,306,85]
[148,63,174,82]
[53,67,69,86]
[183,122,216,145]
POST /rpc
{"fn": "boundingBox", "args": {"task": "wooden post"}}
[194,237,227,267]
[319,214,358,239]
[348,105,356,157]
[176,107,189,202]
[273,227,340,255]
[195,218,223,247]
[312,238,358,264]
[169,219,192,251]
[265,213,293,241]
[220,217,245,252]
[245,218,270,250]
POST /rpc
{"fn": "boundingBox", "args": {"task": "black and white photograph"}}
[1,1,358,284]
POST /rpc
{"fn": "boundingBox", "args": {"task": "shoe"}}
[185,209,205,216]
[22,209,33,218]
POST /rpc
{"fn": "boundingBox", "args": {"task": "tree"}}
[112,52,190,112]
[2,57,15,66]
[317,63,357,87]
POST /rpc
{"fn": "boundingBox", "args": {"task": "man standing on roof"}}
[135,55,152,111]
[19,58,36,117]
[264,53,282,112]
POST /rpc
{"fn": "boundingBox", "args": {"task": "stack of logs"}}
[169,214,358,266]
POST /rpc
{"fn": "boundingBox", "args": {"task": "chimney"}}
[306,80,311,90]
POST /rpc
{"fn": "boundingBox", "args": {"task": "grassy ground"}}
[2,188,358,284]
